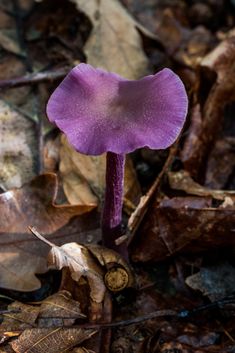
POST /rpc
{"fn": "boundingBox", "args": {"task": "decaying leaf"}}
[181,36,235,178]
[1,302,39,330]
[205,137,235,189]
[0,30,22,56]
[0,173,97,291]
[30,228,133,322]
[72,348,94,353]
[39,232,134,300]
[10,327,96,353]
[38,290,85,327]
[72,0,149,79]
[0,290,86,347]
[60,135,141,210]
[130,195,235,262]
[168,170,235,201]
[186,264,235,301]
[0,100,36,190]
[155,8,214,68]
[47,242,106,305]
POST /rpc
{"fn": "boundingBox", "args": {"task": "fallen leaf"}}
[186,264,235,301]
[0,100,36,190]
[60,135,141,209]
[47,242,107,305]
[130,195,235,262]
[0,30,22,56]
[43,134,61,173]
[72,0,149,79]
[72,348,94,353]
[38,290,85,327]
[168,170,235,201]
[181,36,235,179]
[10,327,96,353]
[0,302,39,345]
[0,173,97,291]
[0,290,86,347]
[31,228,133,323]
[205,137,235,189]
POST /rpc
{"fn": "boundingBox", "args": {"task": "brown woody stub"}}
[104,266,129,292]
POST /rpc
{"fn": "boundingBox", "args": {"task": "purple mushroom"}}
[47,63,188,258]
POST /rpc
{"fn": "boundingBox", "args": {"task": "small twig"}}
[0,309,21,314]
[0,69,68,90]
[127,142,179,240]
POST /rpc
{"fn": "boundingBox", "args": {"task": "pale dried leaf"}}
[72,0,148,79]
[11,328,96,353]
[0,100,36,190]
[47,242,106,303]
[60,135,141,208]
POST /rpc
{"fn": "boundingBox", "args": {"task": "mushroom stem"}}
[102,152,128,258]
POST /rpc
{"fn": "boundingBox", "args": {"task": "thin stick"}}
[0,309,21,314]
[0,69,68,90]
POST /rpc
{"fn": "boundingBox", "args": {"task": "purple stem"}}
[102,152,128,259]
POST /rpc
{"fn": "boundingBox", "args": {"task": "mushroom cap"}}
[47,63,188,155]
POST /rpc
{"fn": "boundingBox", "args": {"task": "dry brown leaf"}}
[0,290,86,346]
[38,290,85,327]
[0,345,15,353]
[168,170,235,201]
[72,348,94,353]
[205,137,235,189]
[186,264,235,301]
[60,135,141,209]
[130,195,235,262]
[181,36,235,178]
[10,327,96,353]
[1,302,39,330]
[0,100,36,190]
[0,30,21,55]
[72,0,149,79]
[0,173,97,291]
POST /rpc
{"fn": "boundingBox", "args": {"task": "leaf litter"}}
[0,0,235,352]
